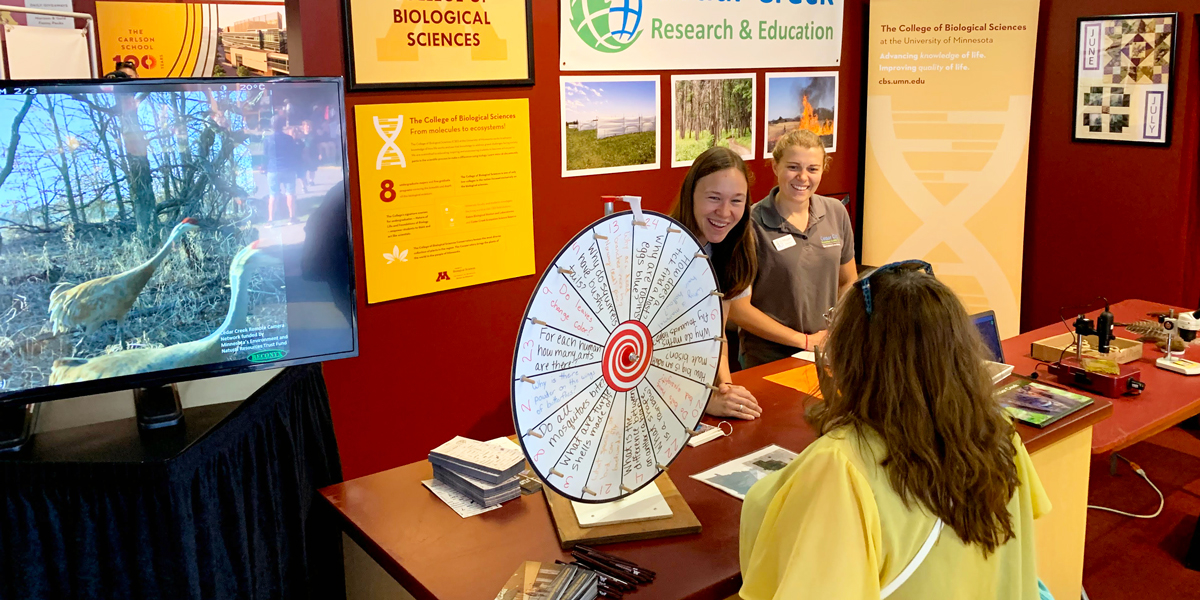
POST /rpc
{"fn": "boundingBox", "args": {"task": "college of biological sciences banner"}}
[560,0,843,71]
[345,0,532,89]
[862,0,1038,338]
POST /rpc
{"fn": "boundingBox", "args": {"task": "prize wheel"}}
[512,211,724,503]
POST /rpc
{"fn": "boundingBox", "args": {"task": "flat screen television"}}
[0,77,357,407]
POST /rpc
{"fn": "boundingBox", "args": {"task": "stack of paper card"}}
[495,560,601,600]
[429,436,524,507]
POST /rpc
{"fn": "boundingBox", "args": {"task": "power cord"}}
[1087,453,1164,519]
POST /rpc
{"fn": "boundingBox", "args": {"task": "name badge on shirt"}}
[772,235,796,252]
[820,234,842,248]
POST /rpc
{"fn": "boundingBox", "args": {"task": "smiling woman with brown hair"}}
[739,261,1052,600]
[668,146,760,420]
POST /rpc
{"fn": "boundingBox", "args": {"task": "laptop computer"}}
[971,310,1005,363]
[970,310,1013,384]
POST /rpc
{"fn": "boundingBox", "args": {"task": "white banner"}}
[560,0,843,71]
[5,24,90,79]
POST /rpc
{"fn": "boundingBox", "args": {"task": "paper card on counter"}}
[791,350,816,362]
[763,364,822,398]
[691,444,798,500]
[423,479,504,518]
[486,437,524,452]
[431,436,524,472]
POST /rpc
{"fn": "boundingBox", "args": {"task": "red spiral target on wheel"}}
[602,321,653,391]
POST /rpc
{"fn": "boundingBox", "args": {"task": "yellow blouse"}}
[740,427,1050,600]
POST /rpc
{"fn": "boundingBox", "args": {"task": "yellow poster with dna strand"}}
[862,0,1039,338]
[354,99,535,303]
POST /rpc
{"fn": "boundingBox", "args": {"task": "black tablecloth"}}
[0,365,345,600]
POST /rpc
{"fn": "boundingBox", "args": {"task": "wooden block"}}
[542,473,702,549]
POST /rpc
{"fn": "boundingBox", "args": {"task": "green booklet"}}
[996,378,1093,428]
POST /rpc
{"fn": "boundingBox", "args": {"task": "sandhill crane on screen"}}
[49,218,200,350]
[49,241,282,384]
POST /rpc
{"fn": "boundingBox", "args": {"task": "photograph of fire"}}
[764,72,838,156]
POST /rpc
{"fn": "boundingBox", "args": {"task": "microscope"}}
[1047,303,1147,396]
[1155,307,1200,375]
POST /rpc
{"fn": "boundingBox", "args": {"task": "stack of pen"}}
[559,545,656,599]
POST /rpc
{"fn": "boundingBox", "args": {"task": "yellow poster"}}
[355,99,535,303]
[345,0,532,89]
[862,0,1039,337]
[96,1,289,78]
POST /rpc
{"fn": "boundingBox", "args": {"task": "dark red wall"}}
[78,0,1200,479]
[1022,1,1200,329]
[292,0,866,478]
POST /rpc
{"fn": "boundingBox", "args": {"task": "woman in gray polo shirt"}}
[668,147,763,420]
[731,129,857,368]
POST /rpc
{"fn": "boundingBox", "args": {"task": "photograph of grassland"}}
[764,72,838,158]
[672,74,755,167]
[561,76,660,177]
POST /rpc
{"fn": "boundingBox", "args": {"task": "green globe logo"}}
[569,0,644,53]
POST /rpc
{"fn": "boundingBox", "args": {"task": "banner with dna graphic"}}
[862,0,1039,338]
[354,99,535,303]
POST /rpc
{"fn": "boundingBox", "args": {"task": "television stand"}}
[0,365,346,599]
[0,403,39,453]
[134,383,185,430]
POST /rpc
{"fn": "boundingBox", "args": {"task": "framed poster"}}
[764,72,838,158]
[1072,13,1177,146]
[354,99,536,302]
[671,73,755,168]
[561,75,660,178]
[343,0,534,90]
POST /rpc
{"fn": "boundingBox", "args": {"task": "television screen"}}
[0,77,357,405]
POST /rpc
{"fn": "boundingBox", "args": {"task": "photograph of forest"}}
[672,75,755,167]
[0,82,345,395]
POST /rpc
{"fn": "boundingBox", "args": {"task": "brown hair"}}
[811,265,1019,555]
[669,146,756,298]
[771,129,832,171]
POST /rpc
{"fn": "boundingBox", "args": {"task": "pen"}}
[570,552,638,589]
[572,548,652,583]
[575,545,656,578]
